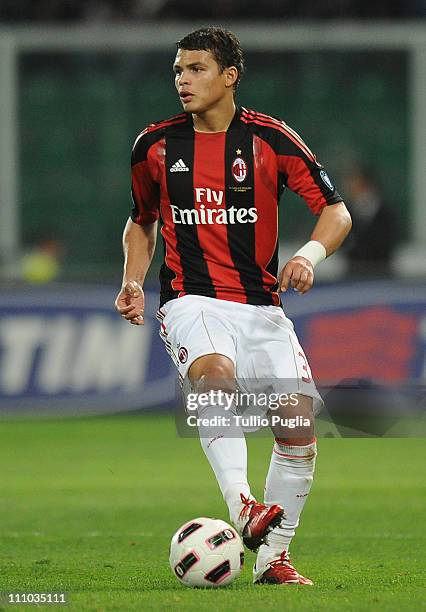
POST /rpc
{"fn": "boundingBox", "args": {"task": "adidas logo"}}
[170,159,189,173]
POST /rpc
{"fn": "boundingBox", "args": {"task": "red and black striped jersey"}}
[130,106,342,307]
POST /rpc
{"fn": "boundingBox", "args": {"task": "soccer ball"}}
[169,517,244,588]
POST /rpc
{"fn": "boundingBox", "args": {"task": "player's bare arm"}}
[114,218,157,325]
[279,201,352,294]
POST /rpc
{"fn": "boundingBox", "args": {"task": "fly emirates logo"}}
[170,188,258,225]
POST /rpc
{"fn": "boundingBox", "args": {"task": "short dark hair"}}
[176,27,245,88]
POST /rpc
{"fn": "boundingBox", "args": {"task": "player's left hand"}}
[279,256,314,294]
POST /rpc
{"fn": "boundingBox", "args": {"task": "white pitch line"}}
[2,531,154,538]
[301,534,424,539]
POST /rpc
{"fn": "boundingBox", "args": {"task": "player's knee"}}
[274,394,314,420]
[193,370,235,394]
[189,358,235,394]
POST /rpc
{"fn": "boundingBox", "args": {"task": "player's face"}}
[173,49,233,113]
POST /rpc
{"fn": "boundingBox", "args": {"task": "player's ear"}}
[224,66,238,89]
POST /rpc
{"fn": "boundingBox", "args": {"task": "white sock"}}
[256,438,317,569]
[196,394,253,526]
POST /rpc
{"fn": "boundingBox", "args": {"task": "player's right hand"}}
[114,280,145,325]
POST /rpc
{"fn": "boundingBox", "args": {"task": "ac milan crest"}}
[178,347,188,363]
[232,157,247,183]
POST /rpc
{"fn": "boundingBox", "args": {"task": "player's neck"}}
[192,99,236,133]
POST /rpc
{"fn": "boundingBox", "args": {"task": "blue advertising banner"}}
[0,285,175,415]
[0,281,424,416]
[283,281,426,385]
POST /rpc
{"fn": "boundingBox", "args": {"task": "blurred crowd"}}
[1,0,426,22]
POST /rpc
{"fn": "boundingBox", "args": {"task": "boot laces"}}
[267,551,295,571]
[238,493,256,520]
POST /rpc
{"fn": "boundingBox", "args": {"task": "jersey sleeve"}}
[275,123,342,215]
[130,131,161,225]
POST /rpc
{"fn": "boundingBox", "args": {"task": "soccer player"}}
[115,27,352,585]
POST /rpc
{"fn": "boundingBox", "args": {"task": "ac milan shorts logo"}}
[178,347,188,363]
[232,157,247,183]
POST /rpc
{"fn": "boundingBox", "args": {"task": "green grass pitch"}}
[0,414,424,611]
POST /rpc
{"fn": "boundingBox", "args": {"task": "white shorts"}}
[157,295,323,414]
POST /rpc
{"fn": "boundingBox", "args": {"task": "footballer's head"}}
[174,27,244,114]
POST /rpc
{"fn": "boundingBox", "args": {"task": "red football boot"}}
[253,551,313,585]
[237,494,285,552]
